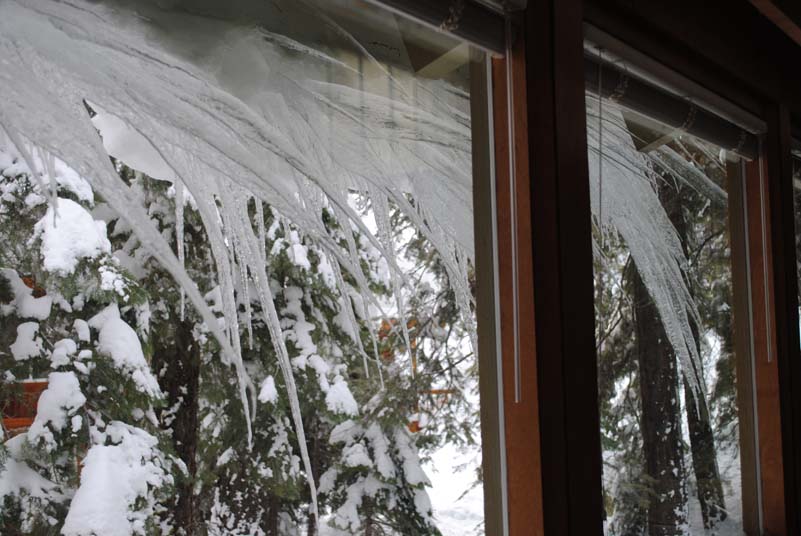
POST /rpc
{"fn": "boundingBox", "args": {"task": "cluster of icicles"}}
[0,0,477,521]
[0,0,725,522]
[586,100,729,400]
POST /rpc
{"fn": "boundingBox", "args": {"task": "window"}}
[585,47,762,535]
[0,1,502,534]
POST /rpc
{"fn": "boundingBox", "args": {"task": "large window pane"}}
[0,1,491,534]
[586,54,757,535]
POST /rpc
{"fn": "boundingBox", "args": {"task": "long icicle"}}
[174,179,186,321]
[219,186,319,527]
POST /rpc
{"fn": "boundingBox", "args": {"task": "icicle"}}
[330,255,374,381]
[371,193,414,375]
[39,146,60,209]
[215,186,320,525]
[3,129,57,213]
[255,199,268,263]
[586,103,706,397]
[98,139,257,447]
[236,243,255,350]
[174,179,186,321]
[364,304,385,388]
[0,0,490,493]
[329,203,395,323]
[386,190,478,355]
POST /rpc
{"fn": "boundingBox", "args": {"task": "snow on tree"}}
[0,1,484,533]
[0,151,176,534]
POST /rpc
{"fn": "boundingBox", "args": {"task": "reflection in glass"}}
[0,1,487,534]
[587,71,752,535]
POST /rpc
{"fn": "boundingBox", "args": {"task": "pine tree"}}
[0,151,176,534]
[98,168,449,533]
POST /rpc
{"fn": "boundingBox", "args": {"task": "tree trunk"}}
[660,181,727,527]
[265,494,279,536]
[152,320,201,534]
[632,266,688,536]
[683,378,727,526]
[306,418,319,536]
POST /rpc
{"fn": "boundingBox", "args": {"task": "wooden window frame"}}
[485,1,801,535]
[491,2,603,535]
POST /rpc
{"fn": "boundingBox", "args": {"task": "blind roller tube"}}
[364,0,506,54]
[585,56,759,160]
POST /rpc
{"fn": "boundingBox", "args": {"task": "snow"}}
[394,428,430,486]
[27,371,86,451]
[0,143,93,203]
[365,423,395,479]
[10,321,43,360]
[50,337,78,368]
[0,435,63,501]
[325,375,359,416]
[2,268,53,320]
[62,422,172,536]
[329,420,362,446]
[91,304,162,397]
[216,447,235,467]
[425,441,485,536]
[88,302,121,330]
[0,0,480,524]
[33,198,111,275]
[258,375,278,404]
[73,318,90,341]
[342,443,373,468]
[414,489,435,525]
[99,264,128,299]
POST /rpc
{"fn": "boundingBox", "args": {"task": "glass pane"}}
[0,2,488,534]
[586,56,755,535]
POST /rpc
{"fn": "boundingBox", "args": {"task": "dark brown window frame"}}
[489,2,801,535]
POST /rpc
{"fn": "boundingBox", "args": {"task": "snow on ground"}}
[426,441,485,535]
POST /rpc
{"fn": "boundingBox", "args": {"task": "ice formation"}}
[0,0,736,522]
[0,0,476,520]
[586,100,727,396]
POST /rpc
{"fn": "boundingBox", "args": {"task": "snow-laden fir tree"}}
[67,159,464,533]
[0,149,177,534]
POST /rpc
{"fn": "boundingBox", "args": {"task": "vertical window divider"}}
[765,102,801,534]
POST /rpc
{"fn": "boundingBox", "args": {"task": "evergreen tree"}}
[0,152,176,534]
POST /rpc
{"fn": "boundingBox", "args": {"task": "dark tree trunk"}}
[306,418,319,536]
[265,494,279,535]
[363,499,376,536]
[632,265,688,536]
[306,505,317,536]
[660,181,727,528]
[683,377,727,526]
[151,320,201,534]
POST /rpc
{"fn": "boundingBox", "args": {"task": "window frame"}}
[490,2,801,535]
